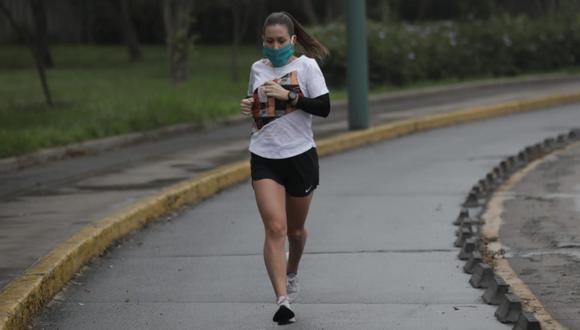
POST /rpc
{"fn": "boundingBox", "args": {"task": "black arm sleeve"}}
[296,93,330,118]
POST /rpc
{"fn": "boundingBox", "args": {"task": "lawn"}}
[0,45,262,158]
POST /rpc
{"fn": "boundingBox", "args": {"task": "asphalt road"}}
[30,103,580,329]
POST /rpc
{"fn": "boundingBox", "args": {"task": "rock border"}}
[453,128,580,329]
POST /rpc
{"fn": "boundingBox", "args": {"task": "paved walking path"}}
[2,76,580,294]
[29,103,580,329]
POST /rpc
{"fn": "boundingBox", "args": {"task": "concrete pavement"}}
[489,139,580,329]
[29,103,580,329]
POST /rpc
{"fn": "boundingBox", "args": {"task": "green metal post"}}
[345,0,369,130]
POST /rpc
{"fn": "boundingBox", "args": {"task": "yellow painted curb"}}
[2,91,580,329]
[481,142,580,330]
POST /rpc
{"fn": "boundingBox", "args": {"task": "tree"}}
[115,0,142,62]
[379,1,393,25]
[163,0,194,85]
[325,0,343,23]
[80,0,96,43]
[29,0,52,68]
[300,0,319,25]
[0,0,53,107]
[230,0,251,82]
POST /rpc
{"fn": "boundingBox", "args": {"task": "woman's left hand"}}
[263,81,289,101]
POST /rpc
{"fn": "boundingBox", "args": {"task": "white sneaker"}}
[273,295,296,324]
[286,272,300,303]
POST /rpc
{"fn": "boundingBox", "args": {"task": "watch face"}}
[289,91,297,101]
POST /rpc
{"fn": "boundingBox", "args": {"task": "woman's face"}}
[263,24,295,49]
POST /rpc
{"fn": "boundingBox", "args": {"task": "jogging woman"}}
[239,11,330,325]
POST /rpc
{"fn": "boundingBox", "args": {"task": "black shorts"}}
[251,147,319,197]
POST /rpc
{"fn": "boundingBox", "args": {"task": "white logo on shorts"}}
[304,185,314,194]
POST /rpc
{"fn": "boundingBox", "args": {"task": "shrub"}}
[311,15,580,87]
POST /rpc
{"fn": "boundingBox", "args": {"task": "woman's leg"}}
[286,192,313,274]
[253,179,288,297]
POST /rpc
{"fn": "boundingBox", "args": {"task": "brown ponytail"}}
[263,11,329,61]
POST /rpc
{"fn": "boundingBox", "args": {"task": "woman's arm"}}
[295,93,330,118]
[262,80,330,118]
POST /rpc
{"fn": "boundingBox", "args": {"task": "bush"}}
[311,15,580,87]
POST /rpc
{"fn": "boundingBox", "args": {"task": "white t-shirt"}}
[247,55,329,159]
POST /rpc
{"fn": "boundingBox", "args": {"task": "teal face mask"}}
[263,43,295,67]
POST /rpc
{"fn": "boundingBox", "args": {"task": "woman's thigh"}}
[253,179,287,231]
[286,192,313,232]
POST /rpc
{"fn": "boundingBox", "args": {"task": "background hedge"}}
[312,15,580,87]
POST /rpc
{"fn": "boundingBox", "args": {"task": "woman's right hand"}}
[240,97,253,117]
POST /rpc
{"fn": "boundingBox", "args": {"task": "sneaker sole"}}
[273,305,296,324]
[277,317,296,325]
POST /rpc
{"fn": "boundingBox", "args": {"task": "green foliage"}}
[312,15,580,87]
[0,45,260,158]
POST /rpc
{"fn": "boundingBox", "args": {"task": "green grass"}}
[0,45,262,158]
[1,44,580,158]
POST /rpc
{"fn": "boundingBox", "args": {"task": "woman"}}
[239,11,330,325]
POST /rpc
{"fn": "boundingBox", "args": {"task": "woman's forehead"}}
[264,24,291,38]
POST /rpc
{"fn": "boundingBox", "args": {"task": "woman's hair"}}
[262,11,329,61]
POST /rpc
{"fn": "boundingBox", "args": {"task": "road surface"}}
[30,103,580,329]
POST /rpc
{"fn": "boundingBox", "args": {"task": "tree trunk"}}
[300,0,319,25]
[325,0,342,23]
[547,0,557,16]
[118,0,142,62]
[80,0,95,43]
[230,0,250,82]
[0,1,53,107]
[29,0,53,68]
[253,0,266,48]
[163,0,193,85]
[231,1,240,83]
[416,0,430,21]
[380,1,391,25]
[534,0,545,15]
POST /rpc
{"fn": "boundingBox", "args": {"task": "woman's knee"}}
[265,221,287,239]
[288,228,308,242]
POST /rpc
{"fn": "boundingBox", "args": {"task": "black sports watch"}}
[287,90,298,102]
